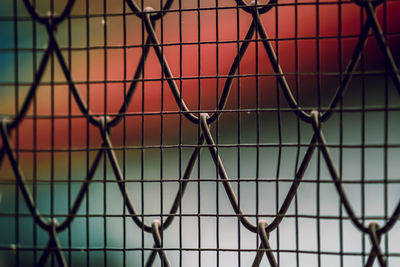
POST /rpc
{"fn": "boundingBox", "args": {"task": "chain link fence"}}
[0,0,400,266]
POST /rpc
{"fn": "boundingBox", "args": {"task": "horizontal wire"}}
[0,212,397,221]
[1,31,400,54]
[1,246,400,256]
[1,70,399,88]
[1,178,399,184]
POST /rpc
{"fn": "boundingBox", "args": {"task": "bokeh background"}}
[0,0,400,266]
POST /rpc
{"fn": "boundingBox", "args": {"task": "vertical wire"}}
[49,0,55,257]
[338,0,344,265]
[255,3,261,261]
[274,2,282,265]
[160,0,165,264]
[294,0,301,265]
[122,0,127,265]
[51,0,55,265]
[32,0,38,263]
[215,1,220,266]
[140,0,145,264]
[67,3,72,265]
[252,3,262,261]
[236,3,242,266]
[237,1,242,266]
[178,0,183,266]
[196,0,201,265]
[103,0,108,265]
[85,0,91,264]
[315,0,322,265]
[360,4,366,265]
[50,6,55,267]
[254,1,260,266]
[382,0,389,261]
[236,5,247,266]
[12,0,19,265]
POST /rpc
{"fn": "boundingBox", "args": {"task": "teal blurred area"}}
[0,0,400,266]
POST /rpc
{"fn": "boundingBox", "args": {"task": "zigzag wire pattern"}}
[0,0,399,266]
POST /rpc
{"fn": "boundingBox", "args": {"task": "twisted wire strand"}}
[0,0,399,266]
[365,223,386,267]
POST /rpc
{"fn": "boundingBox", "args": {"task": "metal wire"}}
[0,0,399,266]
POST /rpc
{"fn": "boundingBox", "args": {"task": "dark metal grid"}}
[0,0,399,266]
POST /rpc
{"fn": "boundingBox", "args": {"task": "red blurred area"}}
[13,0,400,152]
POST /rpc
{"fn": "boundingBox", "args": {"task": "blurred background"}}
[0,0,400,266]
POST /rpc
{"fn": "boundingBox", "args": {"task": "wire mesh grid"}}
[0,0,400,266]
